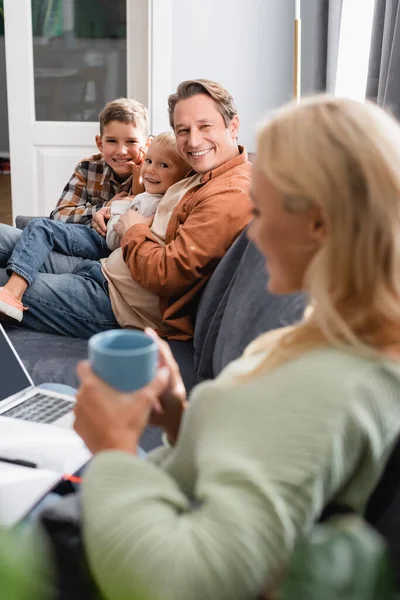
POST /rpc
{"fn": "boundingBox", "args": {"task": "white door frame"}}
[4,0,172,220]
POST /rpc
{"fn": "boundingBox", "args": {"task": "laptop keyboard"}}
[2,392,74,424]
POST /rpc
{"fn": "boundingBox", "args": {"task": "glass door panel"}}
[31,0,127,122]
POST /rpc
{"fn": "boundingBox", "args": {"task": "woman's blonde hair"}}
[250,94,400,371]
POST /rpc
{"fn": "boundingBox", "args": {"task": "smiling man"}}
[0,80,252,340]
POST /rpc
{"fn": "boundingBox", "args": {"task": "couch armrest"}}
[15,216,41,230]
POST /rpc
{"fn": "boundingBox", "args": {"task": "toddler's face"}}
[96,121,147,180]
[141,142,189,195]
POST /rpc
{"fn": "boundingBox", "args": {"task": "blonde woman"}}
[73,96,400,600]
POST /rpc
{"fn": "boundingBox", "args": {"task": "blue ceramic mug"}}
[88,330,158,392]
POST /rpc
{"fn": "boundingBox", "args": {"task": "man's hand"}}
[92,206,111,237]
[114,209,152,238]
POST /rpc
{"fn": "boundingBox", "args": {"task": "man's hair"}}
[168,79,237,129]
[99,98,149,136]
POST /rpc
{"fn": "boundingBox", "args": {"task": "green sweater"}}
[82,348,400,600]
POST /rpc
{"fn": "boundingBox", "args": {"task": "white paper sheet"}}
[0,417,91,526]
[0,463,60,526]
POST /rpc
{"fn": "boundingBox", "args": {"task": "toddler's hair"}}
[151,131,179,148]
[149,132,190,173]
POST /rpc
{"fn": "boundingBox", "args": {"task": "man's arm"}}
[120,186,251,296]
[49,165,103,226]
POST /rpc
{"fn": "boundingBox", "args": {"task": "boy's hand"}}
[92,206,111,237]
[131,147,146,195]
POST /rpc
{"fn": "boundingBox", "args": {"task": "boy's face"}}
[141,141,189,195]
[96,121,148,180]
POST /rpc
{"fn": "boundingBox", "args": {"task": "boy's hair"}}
[168,79,237,129]
[99,98,149,137]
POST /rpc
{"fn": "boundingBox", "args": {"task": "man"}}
[0,80,252,339]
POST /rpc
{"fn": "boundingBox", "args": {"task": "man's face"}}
[173,94,239,173]
[96,121,148,180]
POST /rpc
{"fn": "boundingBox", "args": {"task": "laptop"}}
[0,323,77,428]
[0,324,91,525]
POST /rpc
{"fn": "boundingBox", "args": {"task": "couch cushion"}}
[193,228,251,379]
[213,240,307,376]
[15,216,40,230]
[194,226,307,380]
[4,325,197,393]
[5,326,88,388]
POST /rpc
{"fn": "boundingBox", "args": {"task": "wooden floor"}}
[0,175,12,225]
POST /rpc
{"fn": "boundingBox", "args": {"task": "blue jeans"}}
[0,223,118,338]
[5,218,110,285]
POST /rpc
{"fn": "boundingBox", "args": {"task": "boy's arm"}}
[49,164,104,226]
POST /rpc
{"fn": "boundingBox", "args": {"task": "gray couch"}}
[5,222,306,450]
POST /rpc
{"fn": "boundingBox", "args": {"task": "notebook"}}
[0,325,91,525]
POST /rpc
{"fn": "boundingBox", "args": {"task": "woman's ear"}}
[308,206,328,244]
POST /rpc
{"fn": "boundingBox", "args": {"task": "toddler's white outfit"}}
[106,192,163,251]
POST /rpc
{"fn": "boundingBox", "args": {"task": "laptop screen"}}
[0,327,32,402]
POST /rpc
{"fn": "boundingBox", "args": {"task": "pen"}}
[0,456,37,469]
[62,474,82,484]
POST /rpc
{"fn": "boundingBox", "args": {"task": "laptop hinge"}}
[0,386,36,410]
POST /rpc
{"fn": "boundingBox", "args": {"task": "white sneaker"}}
[0,287,27,323]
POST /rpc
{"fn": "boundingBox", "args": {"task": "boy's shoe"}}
[0,287,27,323]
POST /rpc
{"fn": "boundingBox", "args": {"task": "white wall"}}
[0,0,325,155]
[0,38,9,155]
[170,0,325,152]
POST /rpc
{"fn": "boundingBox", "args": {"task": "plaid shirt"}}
[49,153,133,226]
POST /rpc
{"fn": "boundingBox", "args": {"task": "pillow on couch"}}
[194,226,307,380]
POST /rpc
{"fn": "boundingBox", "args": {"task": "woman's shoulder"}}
[201,346,400,421]
[285,347,400,389]
[258,347,400,402]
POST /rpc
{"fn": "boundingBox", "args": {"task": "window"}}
[335,0,376,100]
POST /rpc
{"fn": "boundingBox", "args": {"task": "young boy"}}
[50,97,150,226]
[0,133,189,323]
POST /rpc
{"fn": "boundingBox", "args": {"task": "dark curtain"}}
[314,0,344,92]
[367,0,400,117]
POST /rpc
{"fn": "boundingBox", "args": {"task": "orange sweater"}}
[120,146,252,340]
